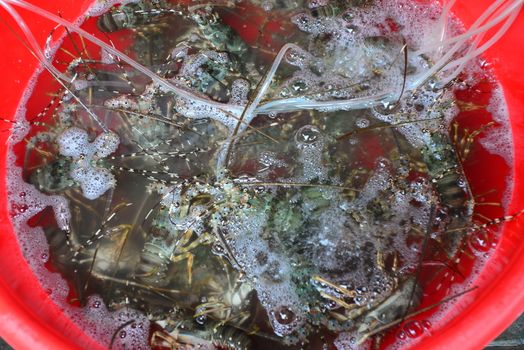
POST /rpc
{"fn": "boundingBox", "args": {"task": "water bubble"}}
[119,330,127,338]
[286,49,306,66]
[326,300,338,309]
[355,118,370,128]
[291,80,308,93]
[457,177,467,187]
[427,79,438,90]
[373,102,400,115]
[469,231,491,252]
[295,125,321,144]
[342,11,355,22]
[397,330,407,340]
[280,87,292,97]
[356,286,367,294]
[404,320,424,338]
[346,24,359,34]
[262,0,273,11]
[274,306,296,325]
[295,13,310,26]
[195,315,207,325]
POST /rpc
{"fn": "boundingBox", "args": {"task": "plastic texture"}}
[0,1,523,349]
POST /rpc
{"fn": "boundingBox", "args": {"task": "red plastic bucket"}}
[0,1,523,349]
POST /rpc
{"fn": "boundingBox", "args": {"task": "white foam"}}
[57,127,90,157]
[57,127,119,200]
[86,0,139,17]
[294,125,327,182]
[223,202,306,336]
[5,2,149,347]
[7,121,148,350]
[479,83,514,166]
[261,0,273,12]
[230,79,249,104]
[174,95,239,131]
[71,166,116,200]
